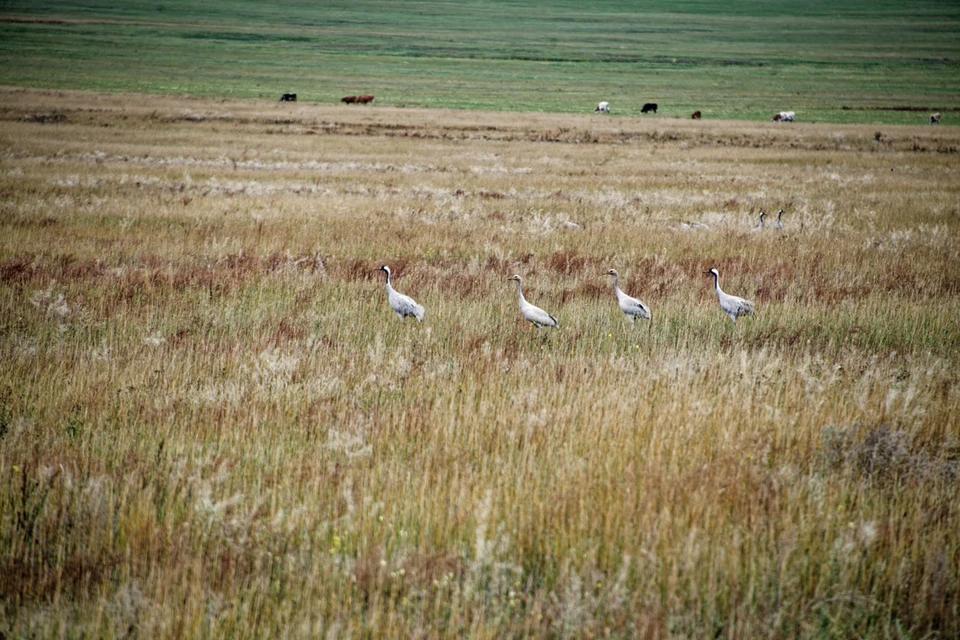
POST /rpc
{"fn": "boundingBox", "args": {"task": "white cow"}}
[595,101,610,113]
[773,111,795,122]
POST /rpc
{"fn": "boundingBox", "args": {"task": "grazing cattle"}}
[930,112,941,124]
[595,101,610,113]
[279,93,297,102]
[357,94,375,105]
[641,102,658,114]
[691,110,702,119]
[341,95,358,104]
[772,111,795,122]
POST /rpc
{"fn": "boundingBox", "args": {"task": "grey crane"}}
[704,268,754,323]
[605,269,651,321]
[775,209,784,231]
[378,265,424,322]
[749,211,766,233]
[507,275,558,329]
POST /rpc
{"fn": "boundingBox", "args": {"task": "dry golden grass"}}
[1,88,959,638]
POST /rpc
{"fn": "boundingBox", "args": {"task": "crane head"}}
[507,274,521,283]
[605,269,618,277]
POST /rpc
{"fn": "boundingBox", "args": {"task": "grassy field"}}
[1,87,959,637]
[1,0,959,123]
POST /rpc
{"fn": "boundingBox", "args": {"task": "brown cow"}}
[691,110,702,119]
[930,112,941,124]
[341,95,358,104]
[357,94,375,105]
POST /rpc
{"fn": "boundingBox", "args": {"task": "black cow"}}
[279,93,297,102]
[641,102,657,114]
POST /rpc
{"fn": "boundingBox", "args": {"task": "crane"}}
[749,211,766,233]
[507,275,558,329]
[704,268,754,323]
[377,265,424,322]
[605,269,651,321]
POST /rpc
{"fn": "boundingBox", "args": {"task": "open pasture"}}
[1,0,959,123]
[1,89,960,637]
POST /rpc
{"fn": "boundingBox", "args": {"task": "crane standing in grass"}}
[605,269,651,322]
[775,209,784,231]
[704,268,754,323]
[750,211,766,234]
[378,265,424,322]
[508,275,558,329]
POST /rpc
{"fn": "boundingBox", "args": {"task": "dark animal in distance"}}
[357,94,375,105]
[341,95,358,104]
[691,110,702,119]
[641,103,658,114]
[930,112,941,124]
[279,93,297,102]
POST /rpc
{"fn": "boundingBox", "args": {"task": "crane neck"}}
[514,279,526,302]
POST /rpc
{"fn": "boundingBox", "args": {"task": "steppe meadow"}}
[2,0,960,637]
[1,87,958,638]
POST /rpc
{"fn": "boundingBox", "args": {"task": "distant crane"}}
[605,269,651,322]
[750,211,766,234]
[507,275,558,329]
[377,265,424,322]
[704,268,754,323]
[775,209,784,231]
